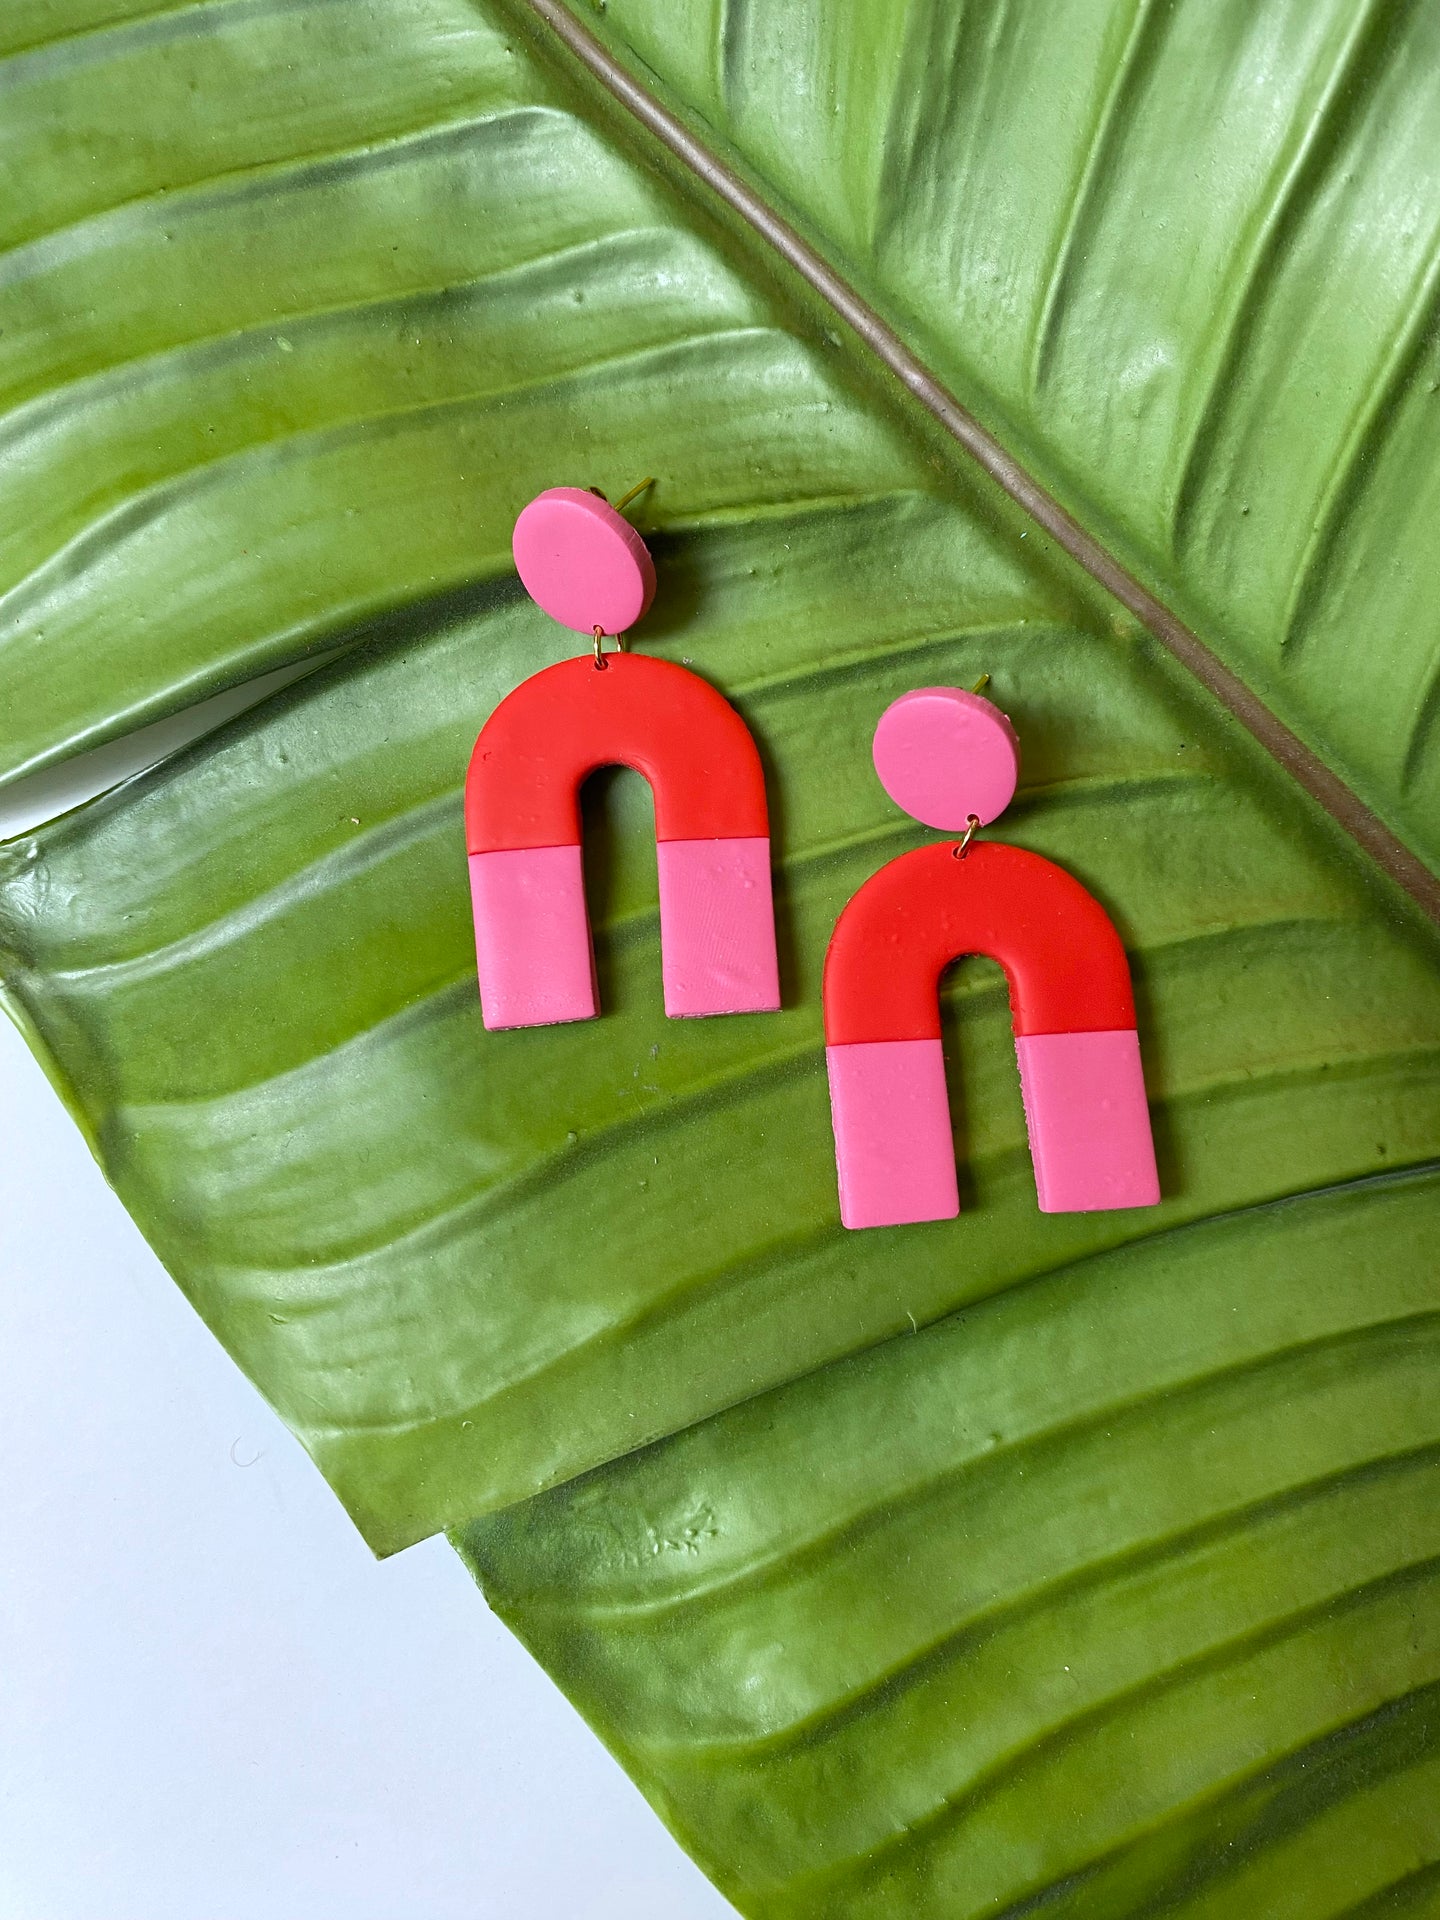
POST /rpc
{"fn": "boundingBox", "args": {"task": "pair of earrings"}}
[466,487,1160,1231]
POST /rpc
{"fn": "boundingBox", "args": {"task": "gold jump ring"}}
[953,814,981,859]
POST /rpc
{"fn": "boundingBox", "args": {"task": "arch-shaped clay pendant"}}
[823,687,1159,1226]
[467,496,780,1029]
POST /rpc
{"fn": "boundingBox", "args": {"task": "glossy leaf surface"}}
[462,1166,1440,1918]
[1,2,1438,1911]
[580,0,1440,874]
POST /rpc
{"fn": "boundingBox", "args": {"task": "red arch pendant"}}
[823,840,1159,1225]
[465,653,780,1028]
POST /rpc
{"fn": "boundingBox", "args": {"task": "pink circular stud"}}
[872,686,1020,830]
[512,487,656,636]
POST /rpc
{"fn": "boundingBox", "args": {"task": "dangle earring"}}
[823,684,1160,1230]
[466,484,781,1032]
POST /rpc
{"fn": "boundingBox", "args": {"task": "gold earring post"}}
[613,476,655,515]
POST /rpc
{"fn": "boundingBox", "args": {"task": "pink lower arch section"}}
[471,837,779,1030]
[656,836,780,1019]
[826,1028,1160,1230]
[825,1038,960,1231]
[469,845,597,1031]
[1015,1027,1160,1213]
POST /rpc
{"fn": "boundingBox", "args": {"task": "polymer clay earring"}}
[465,486,781,1031]
[823,685,1160,1229]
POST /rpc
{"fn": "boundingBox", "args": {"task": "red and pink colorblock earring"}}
[823,684,1160,1230]
[465,484,782,1031]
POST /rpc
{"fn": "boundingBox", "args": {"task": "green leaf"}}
[460,1167,1440,1918]
[570,0,1440,876]
[2,0,1439,1909]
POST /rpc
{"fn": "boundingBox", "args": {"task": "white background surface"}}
[0,1013,736,1919]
